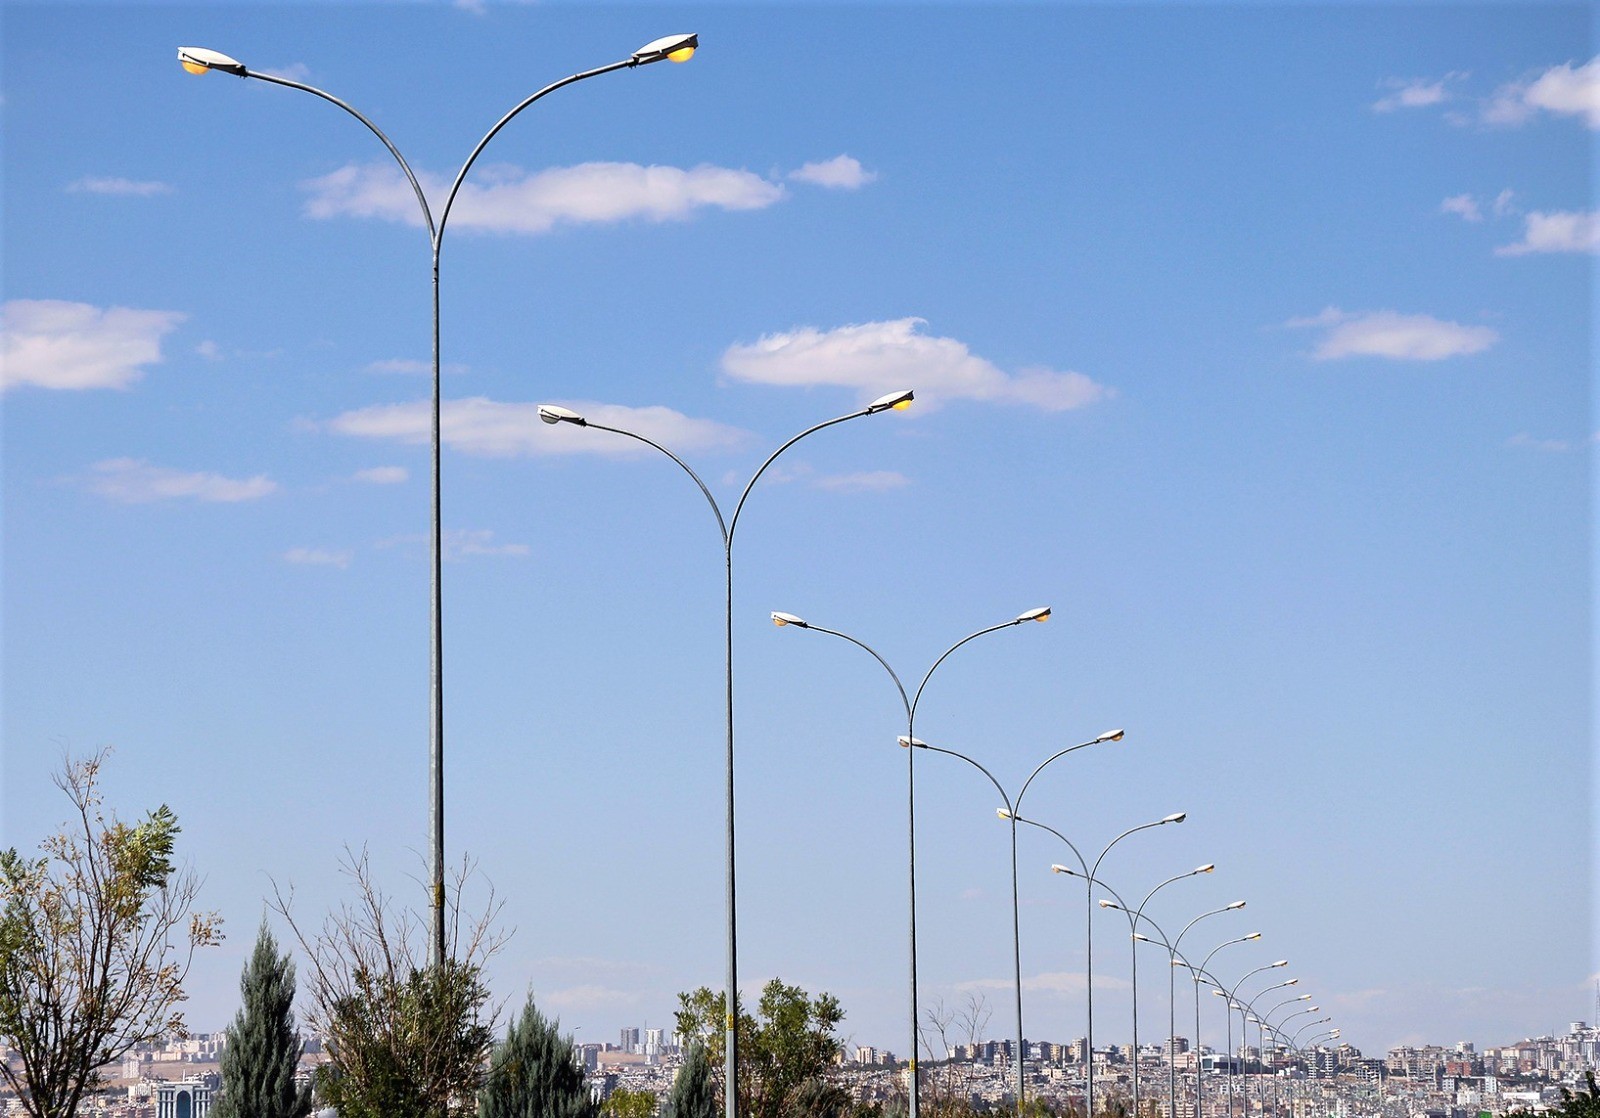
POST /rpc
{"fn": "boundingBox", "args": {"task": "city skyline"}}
[1,3,1592,1059]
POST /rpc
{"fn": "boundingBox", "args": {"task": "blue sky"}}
[2,2,1594,1059]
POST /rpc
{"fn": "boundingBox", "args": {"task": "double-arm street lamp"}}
[768,607,1053,1118]
[896,731,1125,1111]
[179,34,699,969]
[539,391,912,1118]
[1171,934,1262,1118]
[1210,960,1289,1117]
[1029,815,1190,1118]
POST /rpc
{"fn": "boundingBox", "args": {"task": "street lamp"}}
[1212,960,1288,1118]
[540,392,910,1118]
[1032,813,1188,1118]
[1173,934,1261,1118]
[1095,866,1214,1118]
[900,731,1124,1112]
[769,607,1051,1118]
[181,35,698,971]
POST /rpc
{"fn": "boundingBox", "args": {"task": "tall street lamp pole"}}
[539,391,912,1118]
[907,732,1126,1113]
[1173,936,1261,1118]
[1027,814,1190,1118]
[1212,960,1289,1118]
[769,608,1054,1118]
[1094,866,1218,1118]
[179,35,700,969]
[1136,902,1244,1118]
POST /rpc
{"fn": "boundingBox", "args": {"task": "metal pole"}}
[1010,815,1025,1113]
[723,543,738,1116]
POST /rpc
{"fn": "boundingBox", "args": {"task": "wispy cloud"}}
[1495,210,1600,256]
[1373,74,1463,113]
[789,155,877,190]
[325,397,749,458]
[814,470,910,492]
[1484,56,1600,128]
[1285,307,1497,361]
[1440,194,1482,222]
[955,971,1129,996]
[67,176,173,197]
[721,318,1111,412]
[80,458,277,504]
[257,63,311,82]
[305,161,786,235]
[445,529,528,560]
[2,299,186,392]
[353,466,409,484]
[1506,431,1596,454]
[285,547,352,569]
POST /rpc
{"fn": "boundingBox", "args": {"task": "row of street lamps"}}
[180,38,1337,1118]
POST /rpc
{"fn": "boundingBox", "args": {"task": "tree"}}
[674,978,845,1118]
[213,922,314,1118]
[275,847,504,1118]
[664,1043,716,1118]
[477,996,598,1118]
[602,1087,657,1118]
[0,751,223,1118]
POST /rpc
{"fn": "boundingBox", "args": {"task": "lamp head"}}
[1162,812,1187,824]
[897,735,927,749]
[1196,863,1216,874]
[1226,900,1246,910]
[1050,864,1074,876]
[1097,898,1114,908]
[632,33,699,65]
[1132,932,1152,943]
[1096,728,1126,743]
[538,404,586,426]
[1015,606,1051,624]
[1284,979,1299,986]
[771,611,808,628]
[178,47,247,77]
[1246,932,1262,940]
[866,388,915,414]
[1272,960,1288,968]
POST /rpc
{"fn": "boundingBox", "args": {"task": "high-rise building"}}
[620,1028,641,1054]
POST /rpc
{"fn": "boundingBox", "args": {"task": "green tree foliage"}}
[276,848,503,1118]
[602,1087,658,1118]
[213,922,313,1118]
[0,751,223,1118]
[790,1078,852,1118]
[477,996,598,1118]
[1555,1073,1600,1118]
[664,1043,716,1118]
[674,978,845,1118]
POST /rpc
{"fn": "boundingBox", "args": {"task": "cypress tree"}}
[663,1044,716,1118]
[214,922,313,1118]
[478,996,599,1118]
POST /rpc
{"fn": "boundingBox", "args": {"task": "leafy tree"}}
[213,922,314,1118]
[602,1087,658,1118]
[664,1043,716,1118]
[1557,1073,1600,1118]
[477,996,599,1118]
[674,978,845,1118]
[791,1078,852,1118]
[0,751,223,1118]
[276,847,504,1118]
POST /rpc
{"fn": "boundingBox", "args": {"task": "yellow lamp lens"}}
[667,46,696,62]
[891,397,912,410]
[181,59,209,74]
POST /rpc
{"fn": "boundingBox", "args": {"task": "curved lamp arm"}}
[570,419,729,545]
[1015,728,1126,816]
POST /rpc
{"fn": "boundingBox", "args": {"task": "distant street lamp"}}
[1211,960,1289,1118]
[1171,934,1261,1118]
[769,607,1052,1118]
[904,731,1125,1112]
[1095,866,1216,1118]
[1027,813,1190,1118]
[180,34,698,971]
[540,391,911,1118]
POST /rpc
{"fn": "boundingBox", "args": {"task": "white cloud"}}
[789,155,877,190]
[365,358,468,376]
[721,318,1111,412]
[1286,307,1498,361]
[1495,210,1600,255]
[353,466,409,484]
[195,340,223,361]
[1485,57,1600,128]
[258,63,311,82]
[445,529,528,560]
[285,547,352,569]
[1506,432,1591,453]
[2,300,186,392]
[67,176,173,197]
[1493,189,1518,216]
[1373,74,1462,113]
[81,458,277,504]
[955,971,1129,996]
[814,470,910,492]
[325,397,749,458]
[304,161,786,235]
[1440,194,1482,222]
